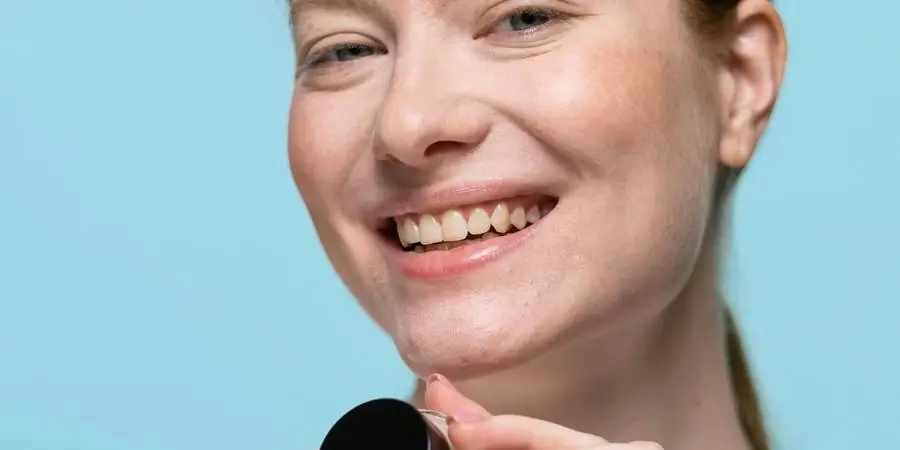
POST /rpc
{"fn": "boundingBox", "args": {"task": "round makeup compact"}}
[320,398,451,450]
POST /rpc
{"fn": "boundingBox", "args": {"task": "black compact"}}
[320,398,451,450]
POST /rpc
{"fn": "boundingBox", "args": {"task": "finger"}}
[423,374,492,421]
[448,414,608,450]
[605,443,664,450]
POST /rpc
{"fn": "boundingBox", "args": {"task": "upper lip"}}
[369,180,553,225]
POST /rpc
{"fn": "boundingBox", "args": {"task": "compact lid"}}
[320,398,437,450]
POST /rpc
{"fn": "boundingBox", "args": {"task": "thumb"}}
[423,374,492,422]
[448,415,609,450]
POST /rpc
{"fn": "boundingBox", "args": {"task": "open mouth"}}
[381,196,558,253]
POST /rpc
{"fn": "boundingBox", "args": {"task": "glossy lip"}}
[370,180,558,279]
[379,209,547,280]
[369,180,550,225]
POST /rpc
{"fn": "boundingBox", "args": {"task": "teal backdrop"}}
[1,1,898,449]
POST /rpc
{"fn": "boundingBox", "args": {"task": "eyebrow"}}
[289,0,382,25]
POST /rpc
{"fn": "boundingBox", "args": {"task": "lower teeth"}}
[410,230,511,253]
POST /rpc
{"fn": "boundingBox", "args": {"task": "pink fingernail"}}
[427,373,454,391]
[426,374,443,387]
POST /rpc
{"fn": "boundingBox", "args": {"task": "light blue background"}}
[1,0,897,449]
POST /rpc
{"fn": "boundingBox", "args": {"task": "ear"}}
[717,0,788,169]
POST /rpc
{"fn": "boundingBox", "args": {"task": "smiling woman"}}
[286,0,785,449]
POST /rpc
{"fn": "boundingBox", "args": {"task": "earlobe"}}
[717,0,787,169]
[720,115,754,168]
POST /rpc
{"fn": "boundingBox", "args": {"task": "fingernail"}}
[448,411,487,424]
[427,373,453,390]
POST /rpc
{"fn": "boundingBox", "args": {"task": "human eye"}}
[485,6,572,37]
[305,42,384,68]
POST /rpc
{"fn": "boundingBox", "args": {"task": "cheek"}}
[288,90,397,328]
[500,23,718,308]
[288,91,361,202]
[288,93,352,266]
[287,88,384,243]
[526,34,716,210]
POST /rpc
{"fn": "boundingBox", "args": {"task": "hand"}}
[424,374,664,450]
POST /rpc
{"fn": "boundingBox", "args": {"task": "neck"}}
[411,247,751,450]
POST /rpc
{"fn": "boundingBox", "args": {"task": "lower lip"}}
[380,218,545,280]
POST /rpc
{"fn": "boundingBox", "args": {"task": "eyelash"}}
[305,42,385,68]
[485,7,570,38]
[301,6,570,70]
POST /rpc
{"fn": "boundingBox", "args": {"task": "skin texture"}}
[288,0,786,448]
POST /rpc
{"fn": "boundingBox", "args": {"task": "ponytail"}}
[717,167,769,450]
[725,309,769,450]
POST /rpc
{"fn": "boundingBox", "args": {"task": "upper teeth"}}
[394,202,549,248]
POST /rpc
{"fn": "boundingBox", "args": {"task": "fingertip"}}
[422,373,452,409]
[447,411,488,425]
[423,373,491,420]
[426,373,444,388]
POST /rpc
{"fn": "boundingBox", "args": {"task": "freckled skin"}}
[289,0,725,378]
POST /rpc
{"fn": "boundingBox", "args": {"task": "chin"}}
[393,315,560,380]
[381,280,592,381]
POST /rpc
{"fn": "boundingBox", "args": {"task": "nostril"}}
[423,140,476,159]
[373,97,490,169]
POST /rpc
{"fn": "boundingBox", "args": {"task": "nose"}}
[373,55,491,169]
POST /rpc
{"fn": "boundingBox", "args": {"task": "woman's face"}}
[289,0,726,378]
